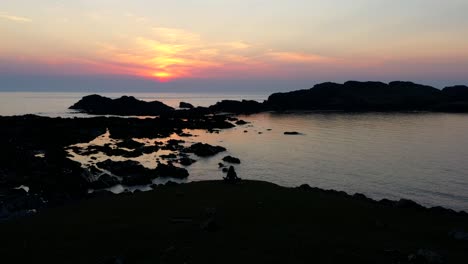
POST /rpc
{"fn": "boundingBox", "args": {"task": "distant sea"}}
[0,91,268,117]
[1,92,468,211]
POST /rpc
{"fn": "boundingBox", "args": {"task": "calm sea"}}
[1,92,468,211]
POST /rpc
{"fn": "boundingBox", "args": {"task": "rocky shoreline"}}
[3,81,468,221]
[0,113,244,220]
[69,81,468,116]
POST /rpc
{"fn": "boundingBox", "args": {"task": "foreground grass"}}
[0,180,467,263]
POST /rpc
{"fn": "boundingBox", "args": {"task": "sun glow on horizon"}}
[2,3,468,86]
[151,71,174,81]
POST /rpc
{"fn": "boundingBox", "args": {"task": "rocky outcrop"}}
[266,81,444,111]
[89,174,120,189]
[222,156,241,164]
[266,81,468,112]
[154,163,189,179]
[185,143,226,157]
[208,100,265,114]
[179,102,194,109]
[70,95,174,116]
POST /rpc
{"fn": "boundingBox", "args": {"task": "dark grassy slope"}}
[1,181,467,264]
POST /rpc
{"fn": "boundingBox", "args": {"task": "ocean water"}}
[0,92,267,117]
[1,92,468,211]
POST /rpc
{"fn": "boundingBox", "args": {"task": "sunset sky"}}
[1,0,468,92]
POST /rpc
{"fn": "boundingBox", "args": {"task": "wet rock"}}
[222,168,228,173]
[284,131,301,135]
[165,181,179,187]
[162,140,185,151]
[97,160,157,186]
[218,163,225,168]
[139,145,160,154]
[155,164,189,179]
[116,139,145,149]
[96,160,151,177]
[235,120,249,125]
[179,157,196,166]
[160,153,177,160]
[121,174,153,186]
[89,174,120,189]
[222,156,241,164]
[185,143,226,157]
[179,102,194,109]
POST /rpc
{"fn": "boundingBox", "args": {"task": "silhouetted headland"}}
[70,81,468,116]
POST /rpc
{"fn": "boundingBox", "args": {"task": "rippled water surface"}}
[1,92,468,210]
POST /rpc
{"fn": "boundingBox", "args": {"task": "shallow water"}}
[2,92,468,211]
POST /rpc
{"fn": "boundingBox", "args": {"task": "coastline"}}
[2,83,468,262]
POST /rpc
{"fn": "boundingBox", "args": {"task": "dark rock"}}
[353,193,369,200]
[116,139,145,149]
[121,174,153,186]
[218,163,225,168]
[185,143,226,157]
[165,181,179,187]
[379,199,396,207]
[89,174,120,189]
[160,153,177,160]
[442,85,468,101]
[179,157,196,166]
[208,100,265,114]
[284,131,301,135]
[222,168,228,173]
[96,159,150,177]
[298,184,313,191]
[70,94,174,116]
[396,199,425,210]
[222,156,241,164]
[179,102,194,109]
[155,164,189,179]
[235,120,249,125]
[266,81,443,112]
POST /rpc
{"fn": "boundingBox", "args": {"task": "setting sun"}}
[152,71,173,81]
